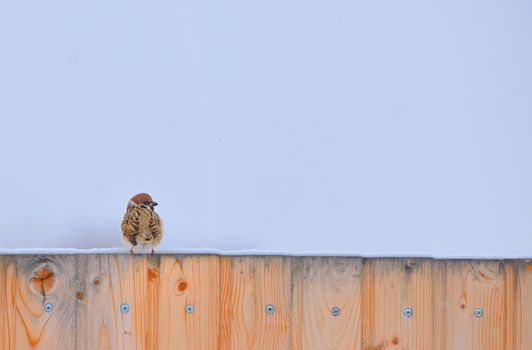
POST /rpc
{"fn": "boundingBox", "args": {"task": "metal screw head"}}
[265,304,274,314]
[474,308,483,318]
[44,303,53,313]
[331,306,341,317]
[186,304,195,314]
[403,307,413,318]
[120,303,129,313]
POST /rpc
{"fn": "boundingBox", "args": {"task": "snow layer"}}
[0,248,529,260]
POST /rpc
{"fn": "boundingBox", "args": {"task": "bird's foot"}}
[130,247,135,255]
[151,248,155,256]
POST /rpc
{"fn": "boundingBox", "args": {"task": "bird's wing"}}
[148,212,163,240]
[121,209,140,246]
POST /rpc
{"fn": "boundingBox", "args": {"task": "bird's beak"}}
[151,202,158,207]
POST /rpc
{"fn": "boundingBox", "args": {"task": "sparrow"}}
[121,193,163,255]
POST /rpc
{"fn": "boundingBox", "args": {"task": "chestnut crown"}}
[128,193,158,208]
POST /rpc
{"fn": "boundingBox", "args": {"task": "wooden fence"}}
[0,255,531,349]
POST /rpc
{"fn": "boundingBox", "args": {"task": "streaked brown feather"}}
[121,207,163,246]
[121,213,139,246]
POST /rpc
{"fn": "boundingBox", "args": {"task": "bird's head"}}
[128,193,158,209]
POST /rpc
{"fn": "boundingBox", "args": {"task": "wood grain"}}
[0,255,531,349]
[154,255,186,350]
[432,260,447,350]
[292,257,362,350]
[443,260,506,350]
[362,259,434,350]
[0,255,78,349]
[0,256,16,350]
[219,256,292,349]
[156,255,220,349]
[78,254,154,350]
[503,261,517,350]
[514,260,532,350]
[181,255,220,349]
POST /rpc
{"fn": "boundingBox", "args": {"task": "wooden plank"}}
[1,255,531,349]
[0,255,78,349]
[77,254,155,350]
[156,255,220,349]
[0,256,16,350]
[443,260,506,350]
[181,255,220,349]
[361,259,434,350]
[432,260,447,350]
[291,257,362,350]
[514,260,532,349]
[153,255,185,350]
[503,261,517,350]
[219,256,292,349]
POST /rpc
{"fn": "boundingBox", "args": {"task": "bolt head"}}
[474,308,483,318]
[44,303,53,312]
[186,304,195,314]
[120,303,129,313]
[265,304,274,314]
[403,307,413,318]
[331,306,341,317]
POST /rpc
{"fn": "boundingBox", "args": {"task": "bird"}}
[121,193,163,255]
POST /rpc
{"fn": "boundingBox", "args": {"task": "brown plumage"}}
[121,193,163,255]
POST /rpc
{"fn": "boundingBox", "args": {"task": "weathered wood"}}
[1,255,531,349]
[0,256,16,350]
[292,257,362,350]
[156,255,219,349]
[154,255,185,350]
[504,261,517,350]
[443,261,506,350]
[180,255,220,349]
[78,255,154,350]
[219,256,292,349]
[0,255,78,349]
[514,260,532,350]
[361,259,434,350]
[432,260,447,350]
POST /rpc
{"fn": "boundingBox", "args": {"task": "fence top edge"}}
[0,252,528,262]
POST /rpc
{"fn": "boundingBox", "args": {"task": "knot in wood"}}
[31,267,56,296]
[174,279,188,295]
[148,268,159,283]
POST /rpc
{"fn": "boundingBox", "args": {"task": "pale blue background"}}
[0,0,531,256]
